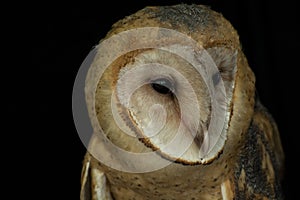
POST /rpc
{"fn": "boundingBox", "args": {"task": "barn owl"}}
[77,4,284,200]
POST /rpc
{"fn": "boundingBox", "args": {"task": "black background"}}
[28,0,298,199]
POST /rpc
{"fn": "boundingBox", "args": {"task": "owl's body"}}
[80,4,284,200]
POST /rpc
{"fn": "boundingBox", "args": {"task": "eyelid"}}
[149,76,175,92]
[149,75,174,85]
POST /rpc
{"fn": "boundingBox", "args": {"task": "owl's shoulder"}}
[224,98,284,199]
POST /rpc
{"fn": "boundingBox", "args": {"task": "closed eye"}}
[150,78,174,95]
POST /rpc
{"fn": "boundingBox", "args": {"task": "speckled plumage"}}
[80,4,284,200]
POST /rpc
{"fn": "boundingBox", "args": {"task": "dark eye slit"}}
[151,78,174,95]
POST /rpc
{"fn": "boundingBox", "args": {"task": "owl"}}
[78,4,284,200]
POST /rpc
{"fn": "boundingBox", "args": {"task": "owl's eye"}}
[150,78,174,95]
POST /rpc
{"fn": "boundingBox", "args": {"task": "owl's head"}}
[84,4,255,171]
